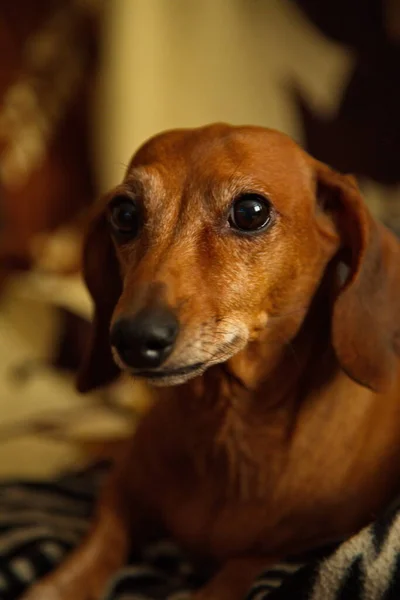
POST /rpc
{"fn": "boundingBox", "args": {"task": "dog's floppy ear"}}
[315,162,400,392]
[77,208,122,393]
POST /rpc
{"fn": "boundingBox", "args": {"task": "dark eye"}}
[109,196,140,238]
[229,193,272,232]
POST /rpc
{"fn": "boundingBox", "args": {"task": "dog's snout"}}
[110,308,179,369]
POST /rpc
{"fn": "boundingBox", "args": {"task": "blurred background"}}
[0,0,399,479]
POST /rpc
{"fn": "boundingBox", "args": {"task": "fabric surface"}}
[1,465,400,600]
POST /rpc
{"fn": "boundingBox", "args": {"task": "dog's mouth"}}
[130,362,206,385]
[111,326,249,387]
[133,362,205,379]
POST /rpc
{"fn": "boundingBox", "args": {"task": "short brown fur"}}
[23,124,400,600]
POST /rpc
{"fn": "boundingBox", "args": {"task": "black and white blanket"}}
[1,464,400,600]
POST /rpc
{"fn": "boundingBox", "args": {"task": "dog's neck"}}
[226,292,336,407]
[176,278,338,435]
[166,298,336,498]
[159,283,341,498]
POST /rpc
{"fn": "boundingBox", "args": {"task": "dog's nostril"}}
[145,337,172,352]
[144,322,178,351]
[140,325,177,362]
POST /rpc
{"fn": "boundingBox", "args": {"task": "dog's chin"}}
[137,363,208,387]
[115,357,225,387]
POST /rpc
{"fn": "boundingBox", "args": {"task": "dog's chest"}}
[131,385,400,562]
[151,445,341,562]
[136,412,286,560]
[156,456,272,560]
[131,400,272,558]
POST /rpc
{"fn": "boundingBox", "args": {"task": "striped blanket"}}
[1,465,400,600]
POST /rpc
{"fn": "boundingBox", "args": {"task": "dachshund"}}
[22,124,400,600]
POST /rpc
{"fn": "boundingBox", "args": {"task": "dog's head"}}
[78,124,400,393]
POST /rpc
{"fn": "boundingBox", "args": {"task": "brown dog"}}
[23,124,400,600]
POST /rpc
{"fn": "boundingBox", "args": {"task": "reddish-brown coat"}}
[23,124,400,600]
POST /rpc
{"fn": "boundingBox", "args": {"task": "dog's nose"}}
[110,308,179,369]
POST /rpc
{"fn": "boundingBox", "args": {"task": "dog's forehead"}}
[127,125,312,195]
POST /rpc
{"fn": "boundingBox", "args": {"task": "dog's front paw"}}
[20,574,104,600]
[21,586,98,600]
[21,582,64,600]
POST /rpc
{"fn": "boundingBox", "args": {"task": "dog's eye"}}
[229,194,272,232]
[109,196,140,238]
